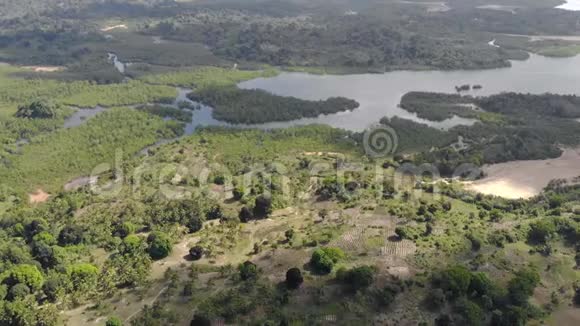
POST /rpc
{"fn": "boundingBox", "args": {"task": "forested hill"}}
[3,0,580,71]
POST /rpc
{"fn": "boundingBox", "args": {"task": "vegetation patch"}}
[188,86,359,124]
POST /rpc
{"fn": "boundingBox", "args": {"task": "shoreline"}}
[465,147,580,199]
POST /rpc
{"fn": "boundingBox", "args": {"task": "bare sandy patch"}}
[100,24,128,32]
[22,66,64,72]
[29,189,50,203]
[466,148,580,199]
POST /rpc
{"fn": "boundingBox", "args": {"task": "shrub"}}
[238,261,258,281]
[310,247,345,274]
[115,222,136,238]
[2,264,44,291]
[508,268,540,305]
[492,305,529,326]
[8,283,30,300]
[339,266,375,291]
[58,225,84,246]
[528,220,556,244]
[122,235,143,253]
[375,286,399,307]
[190,314,212,326]
[435,265,472,297]
[186,216,203,233]
[189,246,203,261]
[469,272,492,297]
[147,232,173,260]
[285,268,304,289]
[24,219,48,239]
[425,288,446,310]
[232,186,245,200]
[253,195,273,218]
[285,229,295,242]
[105,316,123,326]
[442,201,452,211]
[15,100,60,119]
[206,205,223,220]
[239,207,254,223]
[32,231,56,246]
[43,275,65,303]
[67,263,99,293]
[467,234,482,251]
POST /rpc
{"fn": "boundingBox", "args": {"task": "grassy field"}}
[139,66,278,89]
[496,35,580,58]
[0,108,183,195]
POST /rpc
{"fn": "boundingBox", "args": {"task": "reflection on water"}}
[64,106,107,128]
[175,88,229,134]
[239,54,580,131]
[99,52,580,132]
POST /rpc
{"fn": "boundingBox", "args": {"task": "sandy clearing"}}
[100,24,128,32]
[549,306,580,325]
[22,66,64,72]
[466,148,580,199]
[29,189,50,203]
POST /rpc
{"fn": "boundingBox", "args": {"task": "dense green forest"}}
[0,1,578,325]
[188,87,359,124]
[0,125,577,325]
[401,91,580,121]
[1,0,577,72]
[394,92,580,171]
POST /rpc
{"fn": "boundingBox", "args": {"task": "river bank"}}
[466,148,580,199]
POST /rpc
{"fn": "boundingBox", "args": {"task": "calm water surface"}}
[103,53,580,132]
[239,54,580,131]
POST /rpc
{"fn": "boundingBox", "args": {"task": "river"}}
[105,51,580,132]
[239,54,580,131]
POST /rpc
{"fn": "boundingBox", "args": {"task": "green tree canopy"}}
[1,264,44,291]
[15,100,60,119]
[147,232,173,260]
[66,263,99,294]
[310,247,345,274]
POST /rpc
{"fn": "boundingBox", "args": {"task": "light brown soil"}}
[549,306,580,325]
[466,148,580,199]
[28,189,50,203]
[22,66,64,72]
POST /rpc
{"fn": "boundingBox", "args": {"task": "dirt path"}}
[124,285,168,323]
[466,148,580,199]
[63,234,195,325]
